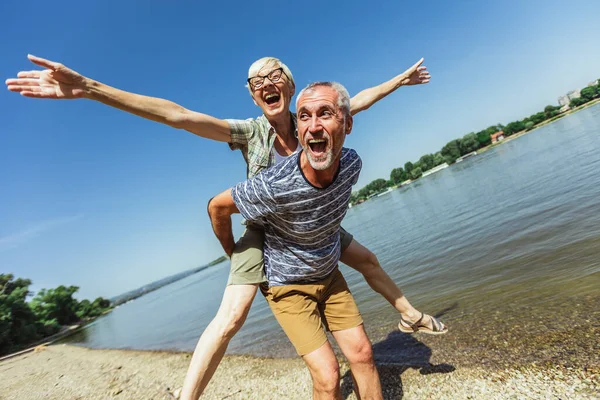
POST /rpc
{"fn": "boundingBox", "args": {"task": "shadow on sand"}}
[341,308,456,399]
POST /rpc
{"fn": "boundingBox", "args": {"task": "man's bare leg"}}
[332,325,382,400]
[340,239,444,330]
[180,284,258,400]
[302,341,343,400]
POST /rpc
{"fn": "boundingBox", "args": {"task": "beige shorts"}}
[260,269,363,356]
[228,225,354,285]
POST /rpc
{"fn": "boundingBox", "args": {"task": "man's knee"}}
[345,337,375,366]
[311,361,341,392]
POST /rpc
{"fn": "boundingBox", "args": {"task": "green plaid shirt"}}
[226,112,298,178]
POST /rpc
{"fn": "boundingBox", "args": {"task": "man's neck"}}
[300,152,341,188]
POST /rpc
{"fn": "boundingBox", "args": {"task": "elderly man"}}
[208,82,381,399]
[6,55,445,398]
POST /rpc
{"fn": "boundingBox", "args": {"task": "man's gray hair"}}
[246,57,295,94]
[295,82,351,116]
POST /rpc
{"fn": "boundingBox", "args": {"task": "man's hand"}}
[400,58,431,86]
[5,55,88,99]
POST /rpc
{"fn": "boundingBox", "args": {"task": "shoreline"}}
[1,344,597,399]
[0,310,113,362]
[352,100,600,203]
[477,99,600,154]
[52,280,600,371]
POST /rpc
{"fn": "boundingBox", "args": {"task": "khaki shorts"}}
[228,225,354,285]
[260,269,363,356]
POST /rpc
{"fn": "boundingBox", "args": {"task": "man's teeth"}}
[265,93,279,100]
[309,139,326,143]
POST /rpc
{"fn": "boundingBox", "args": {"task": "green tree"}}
[30,285,80,326]
[544,105,560,119]
[418,154,435,172]
[529,112,547,125]
[357,178,390,199]
[357,187,370,200]
[0,274,42,355]
[441,139,461,164]
[433,152,446,166]
[477,125,502,147]
[524,121,535,130]
[404,161,414,175]
[367,178,389,193]
[476,129,493,147]
[410,167,423,180]
[76,299,93,319]
[390,167,407,185]
[570,97,586,108]
[504,120,526,136]
[92,297,111,310]
[459,133,478,155]
[77,297,110,319]
[580,86,598,101]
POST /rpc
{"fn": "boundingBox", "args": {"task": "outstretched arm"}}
[207,189,239,257]
[349,58,431,116]
[5,55,231,142]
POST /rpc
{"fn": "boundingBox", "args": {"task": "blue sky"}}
[2,0,600,300]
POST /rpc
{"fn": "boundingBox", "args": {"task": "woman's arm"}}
[6,55,231,142]
[349,58,431,116]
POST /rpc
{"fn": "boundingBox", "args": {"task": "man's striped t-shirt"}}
[231,148,362,286]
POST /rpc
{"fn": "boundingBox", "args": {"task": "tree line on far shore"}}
[0,273,111,356]
[351,79,600,204]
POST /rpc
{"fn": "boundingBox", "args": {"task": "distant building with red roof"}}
[491,131,505,144]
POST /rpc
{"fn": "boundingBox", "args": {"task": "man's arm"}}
[349,58,431,116]
[5,55,231,142]
[207,189,239,257]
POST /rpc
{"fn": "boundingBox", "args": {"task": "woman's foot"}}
[398,312,448,335]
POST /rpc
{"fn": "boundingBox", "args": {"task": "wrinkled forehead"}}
[297,87,339,111]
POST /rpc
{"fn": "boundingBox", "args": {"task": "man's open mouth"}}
[308,138,328,156]
[264,93,281,106]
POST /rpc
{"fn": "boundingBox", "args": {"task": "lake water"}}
[66,104,600,368]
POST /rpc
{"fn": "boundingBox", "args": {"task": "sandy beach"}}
[0,344,597,399]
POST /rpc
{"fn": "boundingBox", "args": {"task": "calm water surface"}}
[67,104,600,363]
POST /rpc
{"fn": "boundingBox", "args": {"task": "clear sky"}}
[2,0,600,300]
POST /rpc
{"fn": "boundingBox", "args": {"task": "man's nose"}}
[309,116,322,133]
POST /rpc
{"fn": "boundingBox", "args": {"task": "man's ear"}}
[250,93,258,107]
[345,114,353,135]
[290,82,296,97]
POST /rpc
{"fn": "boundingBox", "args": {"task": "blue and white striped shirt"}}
[231,148,362,286]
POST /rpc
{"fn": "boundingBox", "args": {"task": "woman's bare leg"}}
[180,284,258,400]
[340,239,444,330]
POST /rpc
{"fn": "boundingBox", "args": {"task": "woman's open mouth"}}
[264,93,281,106]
